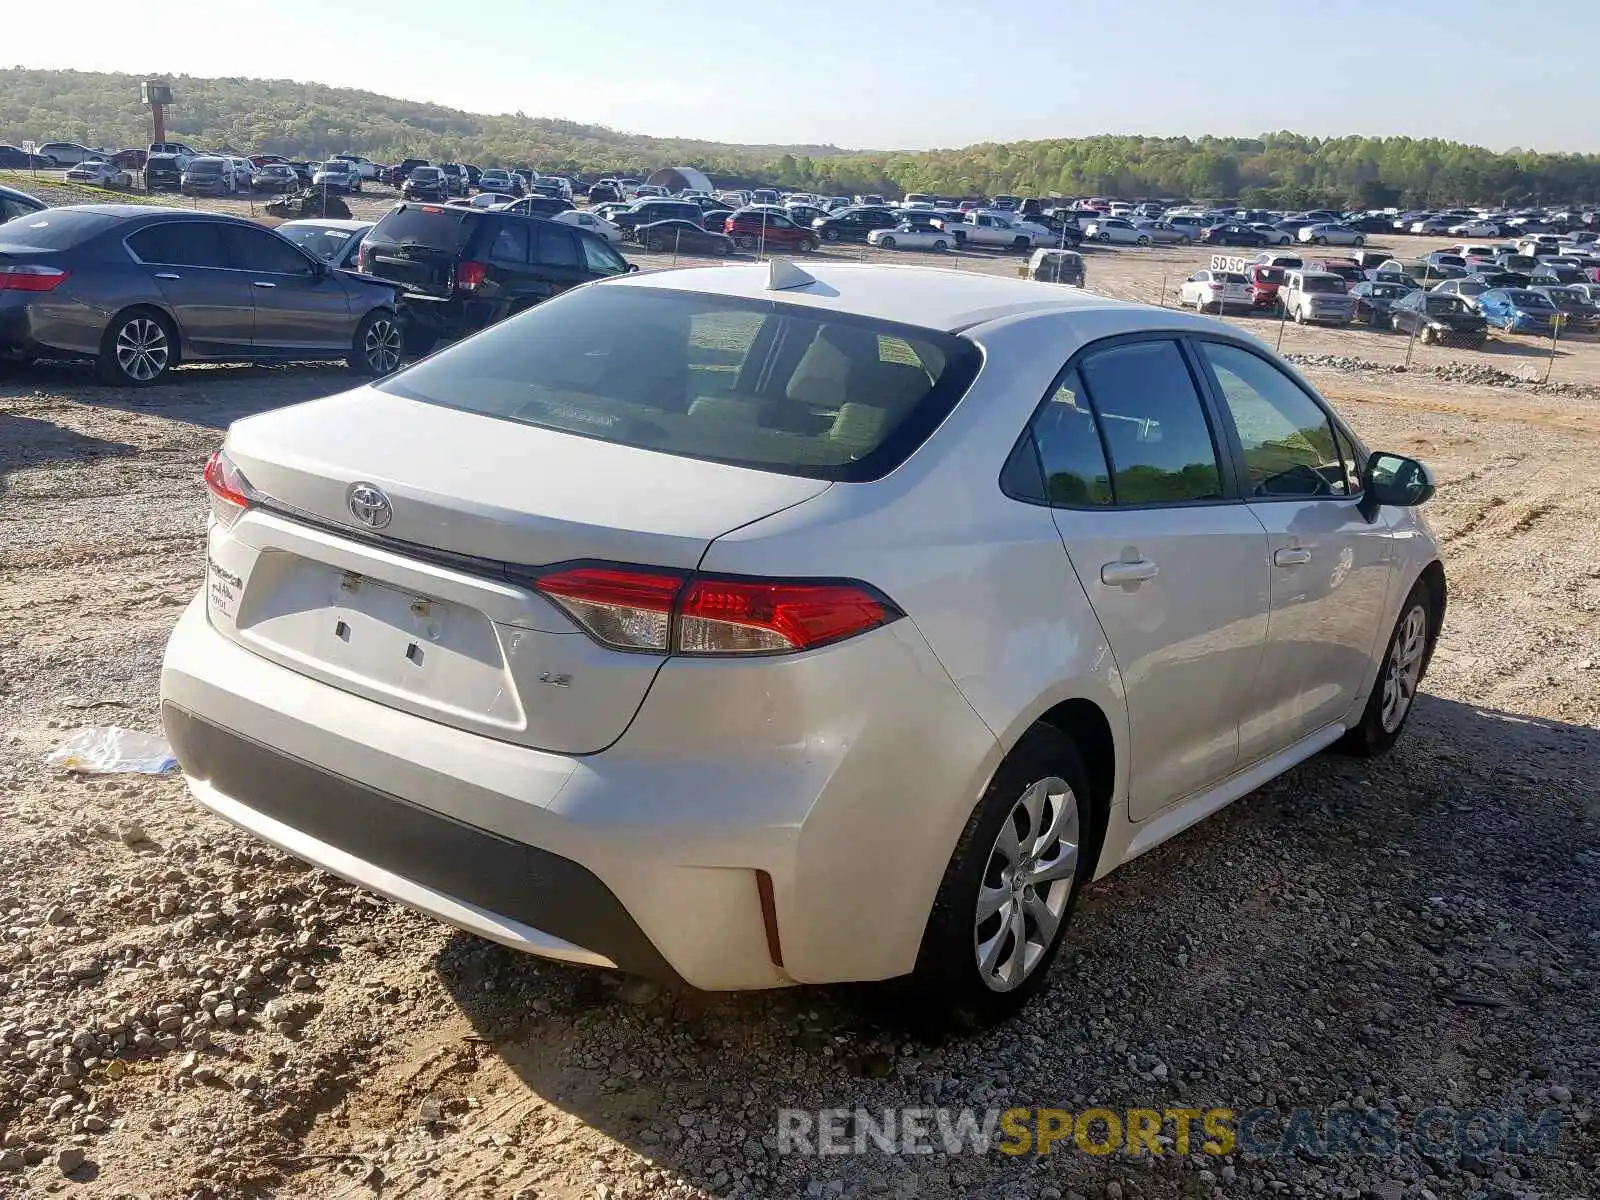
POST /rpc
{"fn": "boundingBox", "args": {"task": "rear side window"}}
[1076,340,1224,504]
[370,206,470,251]
[377,285,981,482]
[1022,369,1113,506]
[127,221,232,268]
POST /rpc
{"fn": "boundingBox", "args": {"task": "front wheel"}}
[802,237,819,252]
[713,240,732,257]
[1180,236,1192,245]
[1097,232,1111,242]
[1337,583,1433,757]
[878,236,895,249]
[736,235,756,250]
[98,308,174,386]
[1137,235,1150,247]
[646,235,667,252]
[1353,235,1366,246]
[1314,236,1328,245]
[908,723,1092,1027]
[823,228,839,242]
[1013,237,1031,251]
[349,310,403,377]
[932,239,949,252]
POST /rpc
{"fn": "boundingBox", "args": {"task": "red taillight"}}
[0,265,69,292]
[203,449,253,526]
[455,260,488,291]
[534,566,685,652]
[679,578,893,654]
[531,565,899,656]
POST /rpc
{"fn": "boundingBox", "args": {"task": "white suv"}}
[161,261,1444,1024]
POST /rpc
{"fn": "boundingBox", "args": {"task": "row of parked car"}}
[1176,242,1600,340]
[0,185,637,385]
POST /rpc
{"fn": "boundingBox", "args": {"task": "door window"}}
[1076,339,1225,504]
[534,226,579,267]
[578,235,626,275]
[126,221,232,268]
[224,225,316,276]
[1197,341,1350,497]
[488,221,530,263]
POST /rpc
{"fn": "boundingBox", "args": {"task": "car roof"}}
[600,261,1235,337]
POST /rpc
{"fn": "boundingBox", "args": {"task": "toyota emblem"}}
[346,482,393,530]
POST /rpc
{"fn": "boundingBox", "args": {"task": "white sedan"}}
[64,160,132,189]
[163,259,1444,1024]
[1297,223,1366,247]
[551,209,625,244]
[867,221,954,251]
[1084,217,1152,245]
[1448,221,1499,237]
[1180,268,1253,311]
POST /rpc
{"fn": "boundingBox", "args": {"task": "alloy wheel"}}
[363,316,402,374]
[1380,605,1428,733]
[974,776,1079,993]
[115,318,170,383]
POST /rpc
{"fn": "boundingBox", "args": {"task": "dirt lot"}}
[0,189,1597,1200]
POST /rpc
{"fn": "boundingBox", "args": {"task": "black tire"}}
[348,310,403,377]
[878,236,896,249]
[736,235,756,250]
[1354,235,1366,246]
[907,723,1094,1028]
[97,307,175,387]
[803,237,819,252]
[713,240,732,257]
[1315,236,1328,246]
[823,228,839,242]
[1013,236,1031,251]
[1136,235,1150,247]
[1336,581,1434,758]
[932,239,949,252]
[646,235,667,252]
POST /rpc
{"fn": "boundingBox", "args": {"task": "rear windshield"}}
[0,209,119,249]
[368,205,471,251]
[1301,276,1344,294]
[1425,297,1468,314]
[378,285,982,482]
[188,159,223,173]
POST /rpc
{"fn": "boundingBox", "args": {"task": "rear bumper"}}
[395,294,508,338]
[160,593,996,989]
[163,703,679,981]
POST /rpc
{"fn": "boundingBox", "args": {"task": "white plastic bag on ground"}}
[47,727,178,774]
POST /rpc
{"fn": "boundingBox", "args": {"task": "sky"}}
[8,0,1598,153]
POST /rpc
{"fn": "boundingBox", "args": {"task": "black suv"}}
[402,167,449,201]
[812,207,901,243]
[358,203,634,352]
[144,154,185,193]
[611,199,704,235]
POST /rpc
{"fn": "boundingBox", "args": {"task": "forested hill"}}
[5,68,1600,205]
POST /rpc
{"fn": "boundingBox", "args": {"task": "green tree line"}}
[5,69,1599,206]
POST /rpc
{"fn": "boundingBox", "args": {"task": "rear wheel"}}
[932,239,949,252]
[349,309,403,377]
[908,723,1092,1027]
[97,308,174,386]
[823,228,839,242]
[1137,235,1150,247]
[1354,235,1366,246]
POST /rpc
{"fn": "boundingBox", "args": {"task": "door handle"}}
[1100,558,1159,586]
[1274,547,1312,567]
[252,280,277,288]
[154,272,180,280]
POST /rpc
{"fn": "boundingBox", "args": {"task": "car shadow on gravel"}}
[0,412,137,495]
[428,693,1597,1196]
[2,359,361,429]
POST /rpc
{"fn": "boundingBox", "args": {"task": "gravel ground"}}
[1,229,1597,1200]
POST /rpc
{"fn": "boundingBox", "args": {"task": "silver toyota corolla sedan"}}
[161,261,1445,1024]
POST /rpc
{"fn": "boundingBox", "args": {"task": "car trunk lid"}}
[211,387,831,753]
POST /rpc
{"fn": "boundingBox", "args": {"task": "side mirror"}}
[1358,452,1436,521]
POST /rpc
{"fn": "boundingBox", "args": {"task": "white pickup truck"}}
[943,211,1055,251]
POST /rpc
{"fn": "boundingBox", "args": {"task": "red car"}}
[1247,264,1285,309]
[723,210,819,252]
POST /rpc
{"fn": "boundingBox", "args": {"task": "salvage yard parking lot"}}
[0,181,1597,1199]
